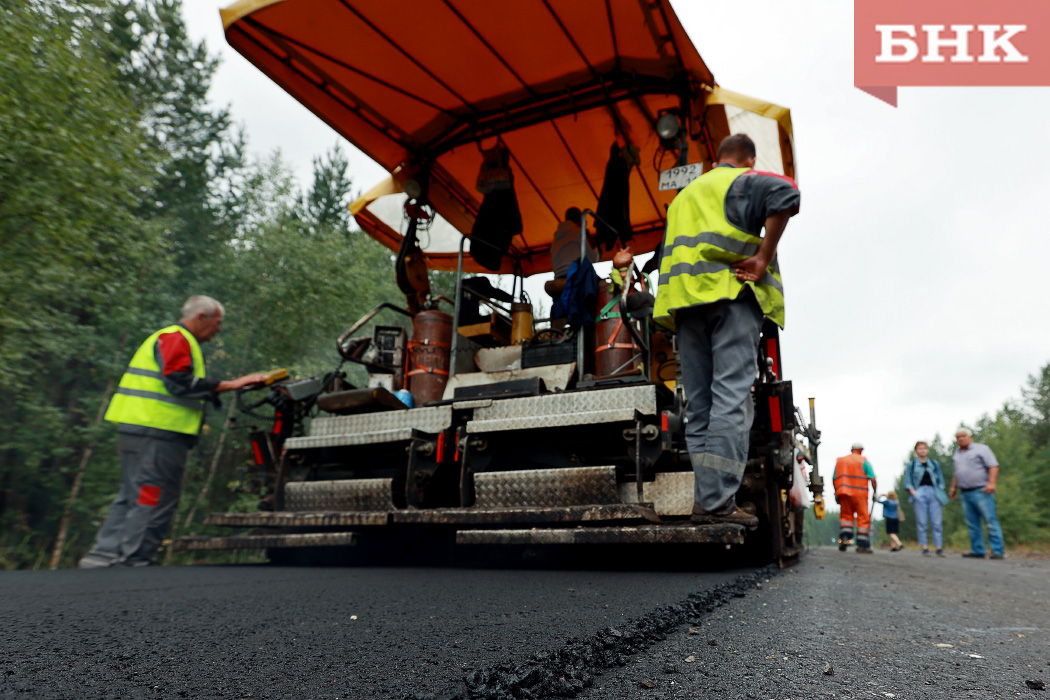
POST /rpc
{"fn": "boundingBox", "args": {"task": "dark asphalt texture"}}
[584,547,1050,699]
[2,548,1048,699]
[0,560,752,699]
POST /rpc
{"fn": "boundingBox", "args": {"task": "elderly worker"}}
[79,296,267,568]
[949,428,1005,559]
[653,133,800,526]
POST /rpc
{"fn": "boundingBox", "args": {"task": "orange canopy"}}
[222,0,796,274]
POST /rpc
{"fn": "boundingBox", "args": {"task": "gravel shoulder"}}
[584,547,1050,699]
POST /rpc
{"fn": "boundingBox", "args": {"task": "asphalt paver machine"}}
[173,0,825,566]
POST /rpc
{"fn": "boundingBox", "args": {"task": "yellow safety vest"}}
[104,325,207,435]
[653,166,785,330]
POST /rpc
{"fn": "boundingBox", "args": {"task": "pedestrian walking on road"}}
[877,492,904,551]
[949,428,1005,559]
[653,133,800,528]
[902,440,949,557]
[833,442,877,553]
[79,296,268,568]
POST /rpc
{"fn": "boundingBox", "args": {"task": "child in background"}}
[877,492,904,551]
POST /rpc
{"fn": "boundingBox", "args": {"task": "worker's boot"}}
[78,551,118,569]
[691,505,758,529]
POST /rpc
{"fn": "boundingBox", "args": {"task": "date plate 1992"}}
[658,163,704,191]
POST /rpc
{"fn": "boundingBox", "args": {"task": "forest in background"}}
[2,0,1048,570]
[0,0,404,569]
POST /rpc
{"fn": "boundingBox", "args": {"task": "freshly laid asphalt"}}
[1,547,1047,700]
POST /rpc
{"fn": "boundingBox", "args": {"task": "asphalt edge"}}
[405,563,781,700]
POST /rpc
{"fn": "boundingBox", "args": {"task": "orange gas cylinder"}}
[594,282,642,378]
[407,310,452,405]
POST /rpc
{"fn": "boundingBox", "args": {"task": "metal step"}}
[203,511,389,528]
[284,478,395,511]
[455,523,746,545]
[392,504,646,525]
[172,532,357,552]
[474,466,620,508]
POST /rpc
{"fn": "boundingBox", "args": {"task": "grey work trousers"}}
[676,294,763,513]
[88,433,189,564]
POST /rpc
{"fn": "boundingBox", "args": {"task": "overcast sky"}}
[181,0,1050,499]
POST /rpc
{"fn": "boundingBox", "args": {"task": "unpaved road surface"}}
[1,548,1048,699]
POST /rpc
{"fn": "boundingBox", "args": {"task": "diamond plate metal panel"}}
[618,471,694,516]
[392,504,644,525]
[466,385,657,433]
[285,429,414,449]
[455,523,746,545]
[284,479,395,512]
[308,406,451,435]
[173,532,357,551]
[474,466,620,508]
[204,511,389,527]
[286,406,452,449]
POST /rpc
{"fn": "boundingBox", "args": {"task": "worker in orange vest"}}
[833,442,878,553]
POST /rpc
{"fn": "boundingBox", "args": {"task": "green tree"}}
[106,0,245,287]
[301,144,355,230]
[0,0,174,567]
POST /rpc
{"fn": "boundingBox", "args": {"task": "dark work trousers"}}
[676,293,764,514]
[88,433,189,564]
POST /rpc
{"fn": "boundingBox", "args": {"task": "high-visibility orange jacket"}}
[834,453,873,498]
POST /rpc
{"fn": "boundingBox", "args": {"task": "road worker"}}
[653,133,800,526]
[833,442,878,553]
[78,296,267,568]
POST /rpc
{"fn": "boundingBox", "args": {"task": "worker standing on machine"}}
[79,296,267,568]
[833,442,878,553]
[653,134,800,527]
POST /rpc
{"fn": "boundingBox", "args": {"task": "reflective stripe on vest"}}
[833,454,870,496]
[653,166,785,330]
[104,325,206,435]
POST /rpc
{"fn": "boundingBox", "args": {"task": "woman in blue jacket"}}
[902,440,950,557]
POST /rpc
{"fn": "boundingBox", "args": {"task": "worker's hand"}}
[236,373,269,388]
[983,482,997,494]
[908,488,916,497]
[217,373,269,393]
[948,485,957,500]
[730,255,770,283]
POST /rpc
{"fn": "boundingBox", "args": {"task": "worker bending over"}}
[834,442,878,553]
[653,133,800,526]
[79,296,267,568]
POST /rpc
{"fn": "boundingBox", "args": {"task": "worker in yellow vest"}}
[78,296,267,568]
[654,134,800,527]
[833,442,878,553]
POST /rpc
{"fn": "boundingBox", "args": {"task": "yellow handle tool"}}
[262,368,289,385]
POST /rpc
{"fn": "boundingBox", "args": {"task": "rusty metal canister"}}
[510,302,534,344]
[594,282,641,378]
[408,310,452,404]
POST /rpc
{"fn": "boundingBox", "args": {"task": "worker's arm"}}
[215,374,269,393]
[156,332,266,397]
[156,332,221,398]
[948,476,957,500]
[984,466,999,494]
[730,209,791,281]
